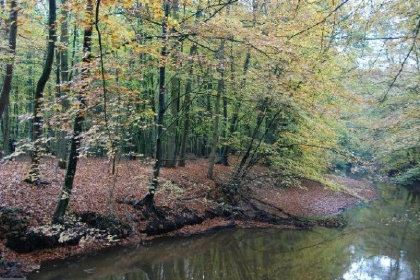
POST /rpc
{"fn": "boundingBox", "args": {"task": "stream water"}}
[29,183,420,280]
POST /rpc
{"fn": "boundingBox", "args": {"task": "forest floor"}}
[0,157,377,276]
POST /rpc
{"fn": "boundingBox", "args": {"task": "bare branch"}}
[289,0,350,39]
[380,18,420,103]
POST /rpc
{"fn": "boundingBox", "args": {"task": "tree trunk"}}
[57,0,70,169]
[205,82,212,157]
[207,40,225,179]
[12,87,18,141]
[218,89,229,166]
[2,107,10,155]
[165,0,181,168]
[179,44,197,167]
[221,0,255,172]
[221,52,251,166]
[242,109,280,176]
[52,0,93,224]
[217,44,235,166]
[0,0,18,120]
[135,2,170,211]
[25,0,57,185]
[165,73,180,167]
[233,98,268,182]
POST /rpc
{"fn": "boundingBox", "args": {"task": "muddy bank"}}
[0,158,377,276]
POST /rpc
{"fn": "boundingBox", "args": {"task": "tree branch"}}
[380,18,420,103]
[289,0,350,39]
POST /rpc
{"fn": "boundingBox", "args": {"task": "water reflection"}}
[341,254,414,280]
[30,183,420,280]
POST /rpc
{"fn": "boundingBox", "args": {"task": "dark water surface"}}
[29,183,420,280]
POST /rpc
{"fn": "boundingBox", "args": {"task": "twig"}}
[289,0,350,39]
[380,18,420,103]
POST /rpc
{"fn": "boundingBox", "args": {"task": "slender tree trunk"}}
[205,83,212,157]
[221,0,255,171]
[2,108,10,154]
[179,44,197,167]
[165,72,180,167]
[135,2,170,210]
[149,74,156,158]
[165,0,181,168]
[59,0,70,91]
[25,0,57,185]
[222,52,250,164]
[68,24,78,82]
[218,86,229,166]
[207,40,225,179]
[52,0,93,224]
[12,88,18,138]
[0,0,18,120]
[12,87,18,148]
[57,0,70,169]
[233,98,268,182]
[25,52,34,139]
[194,67,210,157]
[242,109,280,176]
[95,0,118,173]
[217,44,235,166]
[221,52,251,166]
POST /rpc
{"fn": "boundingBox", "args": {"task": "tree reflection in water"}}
[342,254,414,280]
[30,183,420,280]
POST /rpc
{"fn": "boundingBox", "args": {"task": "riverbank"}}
[0,158,377,276]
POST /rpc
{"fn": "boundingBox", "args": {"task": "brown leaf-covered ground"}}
[0,157,377,274]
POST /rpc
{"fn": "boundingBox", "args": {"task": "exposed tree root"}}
[124,180,349,237]
[249,197,299,219]
[133,193,165,220]
[23,178,50,187]
[248,202,314,229]
[142,208,206,235]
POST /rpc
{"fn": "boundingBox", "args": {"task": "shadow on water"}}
[29,182,420,280]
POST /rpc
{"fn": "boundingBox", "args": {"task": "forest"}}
[0,0,419,278]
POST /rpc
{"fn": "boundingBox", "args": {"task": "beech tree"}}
[0,0,18,155]
[134,0,171,211]
[56,0,70,169]
[53,0,94,223]
[25,0,57,185]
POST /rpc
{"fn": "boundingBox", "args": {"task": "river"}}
[29,183,420,280]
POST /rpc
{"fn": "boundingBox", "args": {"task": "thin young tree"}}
[56,0,70,169]
[207,39,226,179]
[25,0,57,185]
[219,52,250,166]
[179,44,197,167]
[135,0,170,211]
[53,0,94,224]
[165,0,181,168]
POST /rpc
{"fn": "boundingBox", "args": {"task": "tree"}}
[53,0,94,223]
[56,0,70,169]
[207,39,225,179]
[0,0,18,156]
[135,0,171,212]
[25,0,57,185]
[179,44,197,167]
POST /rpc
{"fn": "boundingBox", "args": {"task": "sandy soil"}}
[0,157,377,274]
